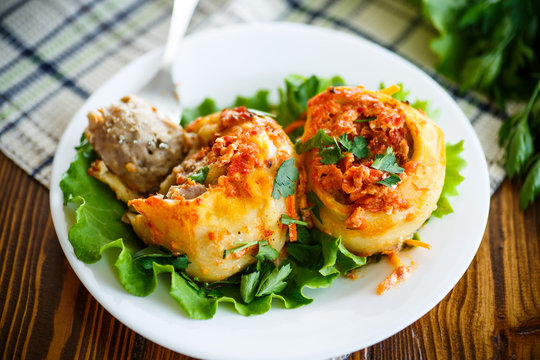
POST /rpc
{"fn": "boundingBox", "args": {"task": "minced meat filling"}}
[86,95,186,193]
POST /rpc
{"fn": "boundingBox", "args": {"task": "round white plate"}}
[50,23,490,360]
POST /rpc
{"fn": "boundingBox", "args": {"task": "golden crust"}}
[129,107,294,282]
[300,86,446,256]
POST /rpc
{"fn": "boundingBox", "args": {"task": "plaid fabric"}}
[0,0,506,193]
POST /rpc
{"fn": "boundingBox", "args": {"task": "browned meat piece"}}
[86,95,186,193]
[167,182,207,200]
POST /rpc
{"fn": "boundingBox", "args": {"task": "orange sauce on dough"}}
[304,88,415,228]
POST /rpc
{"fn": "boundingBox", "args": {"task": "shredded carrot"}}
[404,239,432,250]
[288,223,297,242]
[384,250,403,267]
[283,120,306,135]
[232,246,252,259]
[285,195,297,242]
[376,251,415,295]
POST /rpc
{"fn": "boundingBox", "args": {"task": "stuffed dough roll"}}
[298,85,445,256]
[129,107,295,282]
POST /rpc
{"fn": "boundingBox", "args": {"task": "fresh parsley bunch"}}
[421,0,539,103]
[499,81,540,210]
[417,0,540,209]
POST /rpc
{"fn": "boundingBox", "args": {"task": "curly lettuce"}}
[432,141,467,218]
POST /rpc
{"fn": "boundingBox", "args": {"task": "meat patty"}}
[86,95,187,193]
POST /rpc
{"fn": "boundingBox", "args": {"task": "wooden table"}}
[1,151,539,359]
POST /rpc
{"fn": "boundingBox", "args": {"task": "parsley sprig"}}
[187,166,209,183]
[295,129,336,154]
[222,241,259,259]
[272,158,299,199]
[236,240,292,304]
[296,130,403,188]
[296,129,370,165]
[415,0,539,209]
[338,134,368,160]
[371,147,404,187]
[280,214,308,226]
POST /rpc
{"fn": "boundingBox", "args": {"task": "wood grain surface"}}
[1,151,539,359]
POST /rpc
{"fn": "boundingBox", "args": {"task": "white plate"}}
[50,23,490,360]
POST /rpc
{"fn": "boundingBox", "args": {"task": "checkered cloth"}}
[0,0,506,192]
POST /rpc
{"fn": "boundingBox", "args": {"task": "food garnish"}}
[271,157,299,199]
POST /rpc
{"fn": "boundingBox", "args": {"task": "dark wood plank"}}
[0,151,538,360]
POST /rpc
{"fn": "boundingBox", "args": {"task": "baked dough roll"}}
[299,86,445,256]
[129,107,294,282]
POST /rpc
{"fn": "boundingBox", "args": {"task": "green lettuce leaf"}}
[59,138,140,263]
[180,90,272,129]
[234,89,271,112]
[180,98,219,127]
[277,74,344,138]
[432,141,467,218]
[380,82,438,119]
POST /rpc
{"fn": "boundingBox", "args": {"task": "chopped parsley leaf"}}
[339,134,368,160]
[296,130,344,165]
[240,272,260,304]
[337,134,352,150]
[296,129,335,154]
[272,158,299,199]
[370,147,404,187]
[222,241,259,259]
[371,147,404,174]
[377,173,401,187]
[353,117,377,123]
[280,214,308,226]
[319,144,343,165]
[254,240,279,262]
[188,166,209,183]
[255,263,292,297]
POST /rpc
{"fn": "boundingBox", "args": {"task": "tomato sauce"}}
[305,88,414,228]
